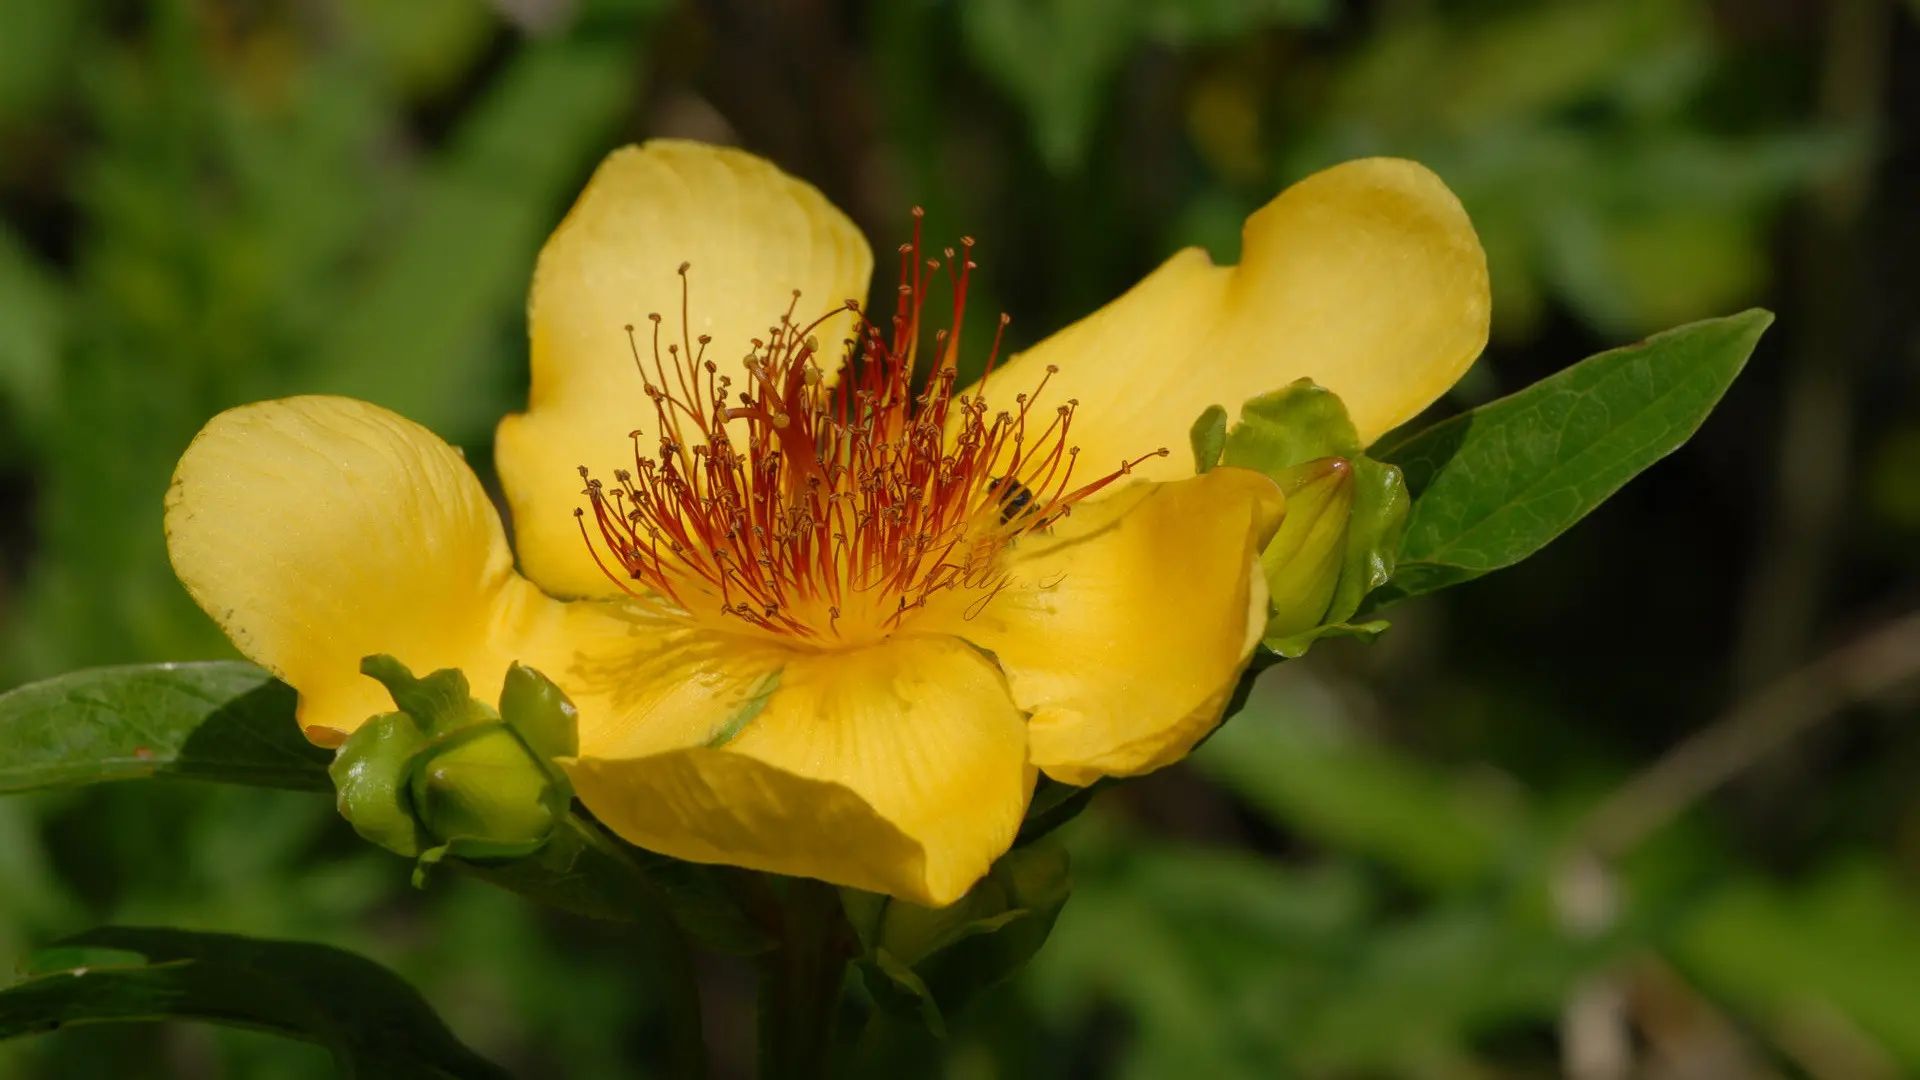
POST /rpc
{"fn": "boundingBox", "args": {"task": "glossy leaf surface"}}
[0,927,510,1079]
[0,662,327,795]
[1371,310,1771,605]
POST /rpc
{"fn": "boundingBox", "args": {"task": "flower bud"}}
[329,657,577,872]
[409,725,567,859]
[1261,457,1355,640]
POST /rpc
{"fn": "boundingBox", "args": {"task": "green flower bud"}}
[1261,456,1355,640]
[329,656,578,874]
[1208,384,1409,656]
[409,725,568,860]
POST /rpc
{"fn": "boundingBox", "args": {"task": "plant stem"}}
[642,895,710,1080]
[757,877,856,1080]
[559,818,710,1079]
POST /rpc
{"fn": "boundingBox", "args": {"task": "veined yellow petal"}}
[164,396,610,744]
[499,140,874,601]
[920,467,1283,787]
[566,634,1032,906]
[563,611,793,759]
[973,158,1488,481]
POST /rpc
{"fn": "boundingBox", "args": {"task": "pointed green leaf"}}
[1670,862,1920,1067]
[0,662,326,795]
[0,927,511,1079]
[1193,701,1516,890]
[1015,775,1113,847]
[865,949,949,1038]
[1370,310,1771,606]
[309,26,656,439]
[856,843,1072,1032]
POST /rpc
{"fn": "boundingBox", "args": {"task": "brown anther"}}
[575,212,1148,642]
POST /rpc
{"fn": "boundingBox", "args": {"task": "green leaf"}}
[958,0,1141,174]
[1668,861,1920,1067]
[0,224,65,432]
[1370,310,1771,606]
[868,949,948,1038]
[1142,0,1332,43]
[1015,776,1114,847]
[0,927,510,1078]
[1191,682,1520,890]
[0,662,328,795]
[959,0,1329,173]
[308,28,652,439]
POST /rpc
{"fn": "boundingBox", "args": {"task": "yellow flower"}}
[164,141,1487,906]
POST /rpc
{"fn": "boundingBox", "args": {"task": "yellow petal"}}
[920,467,1284,786]
[498,140,874,600]
[564,612,793,759]
[566,635,1032,906]
[974,158,1488,481]
[164,396,601,743]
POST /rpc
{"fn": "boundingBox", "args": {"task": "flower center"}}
[575,212,1163,645]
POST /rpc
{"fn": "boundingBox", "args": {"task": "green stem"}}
[640,894,709,1080]
[560,819,710,1079]
[757,878,856,1080]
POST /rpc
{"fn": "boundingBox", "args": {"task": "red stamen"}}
[574,218,1155,643]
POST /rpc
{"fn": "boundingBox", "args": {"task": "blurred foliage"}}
[1,0,1916,1077]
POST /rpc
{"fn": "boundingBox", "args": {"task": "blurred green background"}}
[2,0,1917,1076]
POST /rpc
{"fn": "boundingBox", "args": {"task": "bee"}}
[988,477,1065,528]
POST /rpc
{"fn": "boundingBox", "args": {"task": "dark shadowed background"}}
[2,0,1918,1077]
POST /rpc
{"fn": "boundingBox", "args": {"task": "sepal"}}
[846,842,1071,1035]
[329,711,431,857]
[1189,403,1228,474]
[1260,458,1354,641]
[330,656,577,877]
[1211,379,1409,655]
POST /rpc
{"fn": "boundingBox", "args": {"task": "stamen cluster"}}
[576,212,1162,643]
